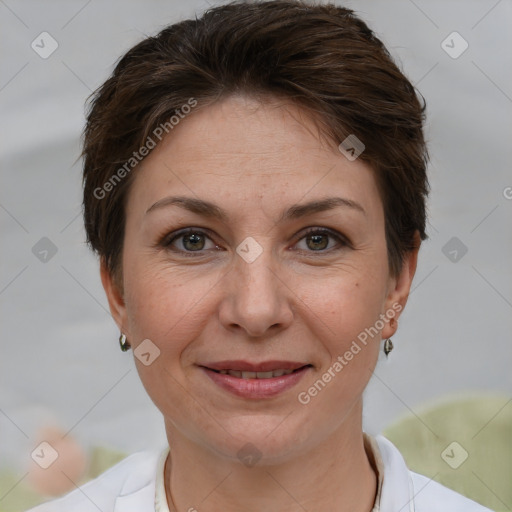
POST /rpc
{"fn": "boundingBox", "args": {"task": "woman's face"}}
[102,94,418,463]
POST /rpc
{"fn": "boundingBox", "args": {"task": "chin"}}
[206,416,315,466]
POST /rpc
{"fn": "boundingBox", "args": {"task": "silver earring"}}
[383,338,393,357]
[119,333,131,352]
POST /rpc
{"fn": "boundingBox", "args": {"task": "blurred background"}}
[1,0,511,510]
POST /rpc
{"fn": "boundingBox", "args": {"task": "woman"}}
[27,1,493,510]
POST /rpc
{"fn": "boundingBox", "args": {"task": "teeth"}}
[221,369,296,379]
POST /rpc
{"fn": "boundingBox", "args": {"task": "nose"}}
[218,245,294,339]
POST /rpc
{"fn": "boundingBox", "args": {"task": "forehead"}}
[126,95,382,221]
[154,95,334,168]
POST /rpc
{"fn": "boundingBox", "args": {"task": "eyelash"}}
[161,227,350,257]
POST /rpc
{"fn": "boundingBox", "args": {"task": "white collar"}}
[155,445,171,512]
[151,434,413,512]
[374,435,416,512]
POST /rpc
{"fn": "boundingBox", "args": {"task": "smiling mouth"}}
[206,365,313,379]
[200,362,313,399]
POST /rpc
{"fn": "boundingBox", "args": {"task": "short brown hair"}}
[82,0,429,286]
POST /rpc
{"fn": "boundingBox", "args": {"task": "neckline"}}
[154,433,384,512]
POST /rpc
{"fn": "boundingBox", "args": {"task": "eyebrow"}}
[145,195,366,221]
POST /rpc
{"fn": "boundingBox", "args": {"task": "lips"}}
[199,360,313,399]
[212,368,298,379]
[201,360,310,373]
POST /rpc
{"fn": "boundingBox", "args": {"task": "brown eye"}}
[306,232,329,251]
[295,228,348,253]
[181,232,206,251]
[162,227,348,256]
[165,229,217,253]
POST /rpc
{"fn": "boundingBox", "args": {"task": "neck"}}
[164,402,377,512]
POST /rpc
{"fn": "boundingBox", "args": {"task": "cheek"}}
[122,255,215,349]
[121,260,216,413]
[325,281,383,373]
[296,277,384,411]
[340,278,387,335]
[300,252,388,388]
[307,260,388,344]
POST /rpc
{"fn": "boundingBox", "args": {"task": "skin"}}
[101,94,420,512]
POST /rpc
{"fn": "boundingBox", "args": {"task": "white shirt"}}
[153,434,385,512]
[26,435,493,512]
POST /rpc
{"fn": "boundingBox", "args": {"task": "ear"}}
[100,258,128,334]
[381,231,421,339]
